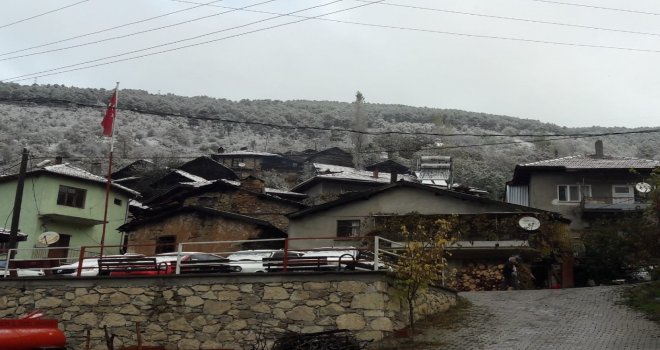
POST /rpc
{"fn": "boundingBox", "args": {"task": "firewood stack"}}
[446,263,505,291]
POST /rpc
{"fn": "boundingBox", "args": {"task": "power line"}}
[0,0,225,57]
[529,0,660,16]
[3,96,660,140]
[0,160,23,175]
[0,0,91,30]
[1,0,364,82]
[351,0,660,38]
[7,0,660,83]
[1,0,279,62]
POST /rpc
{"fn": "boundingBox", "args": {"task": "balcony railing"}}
[581,197,649,211]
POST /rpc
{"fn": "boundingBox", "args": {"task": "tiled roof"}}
[44,164,139,195]
[521,155,660,169]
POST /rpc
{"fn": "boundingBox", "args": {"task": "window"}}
[113,198,122,206]
[337,220,361,237]
[557,185,591,202]
[613,185,633,195]
[155,235,176,254]
[231,157,244,167]
[57,185,86,208]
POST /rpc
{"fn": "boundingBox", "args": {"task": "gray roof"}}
[521,155,660,170]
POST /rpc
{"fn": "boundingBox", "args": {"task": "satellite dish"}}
[519,217,541,231]
[238,162,246,168]
[635,182,653,193]
[37,231,60,245]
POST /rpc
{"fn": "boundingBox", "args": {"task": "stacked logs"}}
[446,263,505,291]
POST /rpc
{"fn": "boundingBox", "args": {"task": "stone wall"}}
[183,188,303,231]
[0,272,456,350]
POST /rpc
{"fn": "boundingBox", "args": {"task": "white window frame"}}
[612,185,634,204]
[557,184,591,202]
[337,220,361,237]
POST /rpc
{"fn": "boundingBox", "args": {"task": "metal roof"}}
[521,155,660,169]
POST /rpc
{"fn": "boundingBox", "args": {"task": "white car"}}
[227,250,303,273]
[0,260,45,277]
[53,254,145,276]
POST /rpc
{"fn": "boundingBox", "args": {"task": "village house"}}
[291,162,410,205]
[0,161,138,260]
[134,175,306,233]
[287,180,572,288]
[505,140,660,233]
[120,205,286,256]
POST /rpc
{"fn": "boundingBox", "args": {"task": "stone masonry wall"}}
[0,272,456,350]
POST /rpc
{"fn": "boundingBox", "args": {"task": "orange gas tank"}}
[0,319,66,350]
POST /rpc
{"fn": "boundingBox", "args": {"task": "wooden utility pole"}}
[8,148,29,257]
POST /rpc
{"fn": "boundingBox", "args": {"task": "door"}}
[47,234,70,261]
[612,185,634,204]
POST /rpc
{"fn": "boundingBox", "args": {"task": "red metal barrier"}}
[0,319,66,350]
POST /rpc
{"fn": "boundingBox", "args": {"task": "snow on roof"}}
[129,199,149,209]
[0,228,27,237]
[265,188,306,197]
[44,164,139,196]
[220,179,241,186]
[173,169,208,183]
[216,151,281,157]
[521,155,660,169]
[179,179,215,188]
[313,163,392,183]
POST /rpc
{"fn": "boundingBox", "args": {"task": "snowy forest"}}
[0,82,658,199]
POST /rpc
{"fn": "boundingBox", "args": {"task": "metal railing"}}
[1,236,412,278]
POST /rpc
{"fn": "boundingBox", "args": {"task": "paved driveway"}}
[376,285,660,350]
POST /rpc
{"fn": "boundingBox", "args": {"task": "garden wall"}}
[0,272,457,350]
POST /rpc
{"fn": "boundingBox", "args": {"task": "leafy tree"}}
[393,217,453,334]
[580,168,660,283]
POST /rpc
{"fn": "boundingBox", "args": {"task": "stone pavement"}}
[374,285,660,350]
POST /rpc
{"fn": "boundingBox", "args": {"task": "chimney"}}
[595,140,604,158]
[240,176,265,193]
[55,156,63,165]
[217,147,225,154]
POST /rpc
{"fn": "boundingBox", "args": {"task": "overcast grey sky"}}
[2,0,660,128]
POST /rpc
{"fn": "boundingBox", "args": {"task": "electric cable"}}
[529,0,660,16]
[0,0,225,57]
[0,0,360,82]
[349,0,660,38]
[0,0,279,62]
[6,0,660,82]
[0,0,90,30]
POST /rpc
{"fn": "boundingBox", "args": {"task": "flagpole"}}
[100,82,119,257]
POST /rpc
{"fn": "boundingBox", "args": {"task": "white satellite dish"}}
[635,182,653,193]
[37,231,60,245]
[519,217,541,231]
[238,162,246,168]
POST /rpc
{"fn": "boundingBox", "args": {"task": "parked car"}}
[627,267,653,282]
[53,254,145,276]
[0,260,45,277]
[227,250,304,273]
[108,252,237,276]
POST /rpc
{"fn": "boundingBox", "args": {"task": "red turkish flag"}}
[101,90,117,137]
